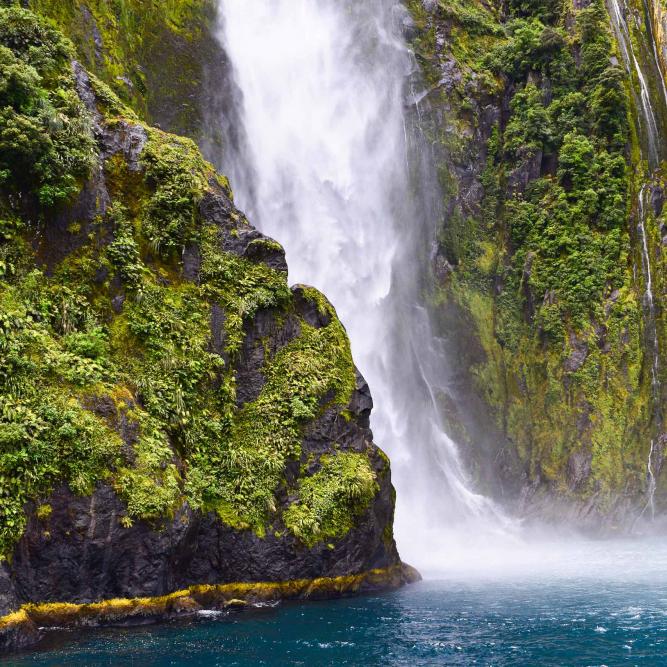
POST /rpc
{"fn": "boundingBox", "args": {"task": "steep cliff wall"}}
[29,0,667,526]
[0,6,413,650]
[407,0,667,525]
[27,0,232,144]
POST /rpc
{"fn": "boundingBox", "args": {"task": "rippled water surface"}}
[6,538,667,666]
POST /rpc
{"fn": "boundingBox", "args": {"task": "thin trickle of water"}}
[214,0,513,568]
[638,439,657,520]
[609,0,662,167]
[638,185,660,391]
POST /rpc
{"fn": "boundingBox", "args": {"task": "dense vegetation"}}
[0,7,378,558]
[484,0,629,336]
[27,0,221,141]
[0,6,95,205]
[410,0,659,512]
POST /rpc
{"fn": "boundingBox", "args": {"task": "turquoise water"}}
[5,560,667,666]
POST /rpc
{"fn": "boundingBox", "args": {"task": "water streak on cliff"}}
[637,184,660,521]
[214,0,513,568]
[609,0,661,166]
[609,0,667,520]
[638,185,660,393]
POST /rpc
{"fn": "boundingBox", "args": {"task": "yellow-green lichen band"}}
[0,564,420,633]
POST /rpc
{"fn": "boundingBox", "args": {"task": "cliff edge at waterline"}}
[0,7,417,651]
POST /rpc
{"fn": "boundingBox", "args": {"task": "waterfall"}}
[213,0,513,570]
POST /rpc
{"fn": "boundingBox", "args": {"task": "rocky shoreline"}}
[0,564,420,653]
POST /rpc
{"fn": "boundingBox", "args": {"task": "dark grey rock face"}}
[564,334,589,373]
[1,63,403,648]
[13,487,194,605]
[567,449,593,491]
[0,565,18,617]
[9,369,397,603]
[1,353,400,649]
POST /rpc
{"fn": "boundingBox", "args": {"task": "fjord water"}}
[9,538,667,665]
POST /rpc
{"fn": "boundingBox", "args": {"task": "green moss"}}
[0,9,373,556]
[29,0,219,139]
[284,453,378,547]
[113,412,182,521]
[0,7,95,207]
[185,292,357,534]
[198,223,292,356]
[35,503,52,521]
[0,388,123,553]
[139,128,209,256]
[106,203,145,290]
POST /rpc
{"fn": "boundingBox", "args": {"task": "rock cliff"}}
[406,0,667,526]
[0,7,414,651]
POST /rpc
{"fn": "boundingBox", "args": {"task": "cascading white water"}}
[214,0,514,570]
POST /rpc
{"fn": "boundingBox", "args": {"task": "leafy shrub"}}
[140,131,208,256]
[0,7,95,207]
[106,203,145,290]
[284,453,378,547]
[504,83,552,157]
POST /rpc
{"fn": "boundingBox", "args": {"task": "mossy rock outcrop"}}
[27,0,225,141]
[0,7,407,650]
